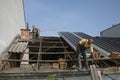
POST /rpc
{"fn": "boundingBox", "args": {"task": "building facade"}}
[100,23,120,37]
[0,0,26,54]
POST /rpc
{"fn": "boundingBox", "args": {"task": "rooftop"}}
[0,31,120,78]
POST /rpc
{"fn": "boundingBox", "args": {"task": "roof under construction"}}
[0,31,120,79]
[6,32,120,56]
[59,32,120,56]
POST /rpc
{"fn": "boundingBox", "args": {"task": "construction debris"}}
[109,52,120,58]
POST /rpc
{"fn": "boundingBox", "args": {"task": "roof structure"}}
[1,31,120,78]
[100,23,120,33]
[59,32,120,57]
[8,37,28,53]
[2,31,120,58]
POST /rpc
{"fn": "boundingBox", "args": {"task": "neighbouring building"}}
[100,23,120,37]
[0,0,26,55]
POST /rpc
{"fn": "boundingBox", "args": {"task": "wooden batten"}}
[109,52,120,58]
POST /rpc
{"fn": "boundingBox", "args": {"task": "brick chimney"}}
[20,29,30,40]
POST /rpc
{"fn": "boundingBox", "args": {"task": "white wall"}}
[0,0,26,54]
[100,24,120,37]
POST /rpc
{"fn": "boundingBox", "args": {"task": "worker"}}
[32,25,40,39]
[77,38,94,71]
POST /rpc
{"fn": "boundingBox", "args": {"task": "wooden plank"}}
[2,59,58,62]
[37,38,42,70]
[42,41,63,43]
[103,67,120,74]
[0,58,104,62]
[23,52,74,54]
[1,57,119,63]
[4,59,71,62]
[28,46,69,48]
[109,52,120,58]
[0,61,10,71]
[90,65,102,80]
[30,40,61,43]
[2,57,120,62]
[42,37,59,40]
[88,57,120,61]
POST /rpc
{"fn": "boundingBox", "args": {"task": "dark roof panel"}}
[59,32,80,51]
[59,32,120,54]
[74,32,120,53]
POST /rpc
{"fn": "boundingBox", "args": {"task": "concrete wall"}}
[100,24,120,37]
[0,0,26,54]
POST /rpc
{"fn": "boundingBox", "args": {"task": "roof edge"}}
[100,23,120,33]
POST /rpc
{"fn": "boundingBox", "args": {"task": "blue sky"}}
[24,0,120,37]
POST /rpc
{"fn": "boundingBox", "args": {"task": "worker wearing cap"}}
[77,38,94,71]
